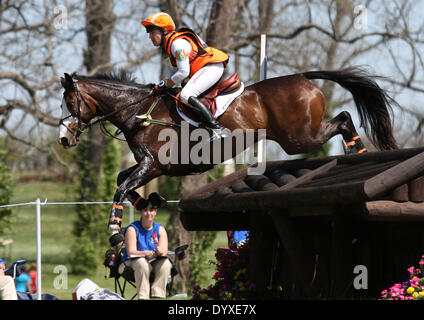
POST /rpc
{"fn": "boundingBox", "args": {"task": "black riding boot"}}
[187,96,230,140]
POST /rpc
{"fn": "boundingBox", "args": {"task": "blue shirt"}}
[15,272,31,292]
[123,220,161,261]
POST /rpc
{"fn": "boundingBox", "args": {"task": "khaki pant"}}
[0,276,18,300]
[122,257,172,300]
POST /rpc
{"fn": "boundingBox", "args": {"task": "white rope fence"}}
[0,197,180,300]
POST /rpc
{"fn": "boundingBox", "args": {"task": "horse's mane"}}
[72,70,151,89]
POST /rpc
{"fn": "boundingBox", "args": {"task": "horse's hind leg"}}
[319,111,367,154]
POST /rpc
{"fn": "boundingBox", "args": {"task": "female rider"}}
[141,12,231,140]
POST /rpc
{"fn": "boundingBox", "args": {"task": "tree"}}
[70,0,118,274]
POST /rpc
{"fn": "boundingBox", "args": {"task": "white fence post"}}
[129,204,134,224]
[260,34,267,81]
[35,197,42,300]
[258,34,267,166]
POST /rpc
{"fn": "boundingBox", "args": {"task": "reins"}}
[61,82,182,143]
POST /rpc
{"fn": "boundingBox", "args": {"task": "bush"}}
[380,254,424,300]
[70,237,99,275]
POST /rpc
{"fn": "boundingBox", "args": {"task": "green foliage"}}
[0,146,13,234]
[187,164,226,287]
[158,175,183,200]
[101,132,121,200]
[69,233,99,275]
[303,142,331,158]
[189,231,218,287]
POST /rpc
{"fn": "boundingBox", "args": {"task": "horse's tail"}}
[302,66,398,151]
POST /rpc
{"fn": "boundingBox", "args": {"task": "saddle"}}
[200,73,241,115]
[176,73,241,117]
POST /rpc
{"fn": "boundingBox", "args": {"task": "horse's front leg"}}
[108,156,161,242]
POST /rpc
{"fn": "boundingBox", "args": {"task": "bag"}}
[17,292,59,300]
[80,288,124,300]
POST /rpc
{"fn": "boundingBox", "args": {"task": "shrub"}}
[380,255,424,300]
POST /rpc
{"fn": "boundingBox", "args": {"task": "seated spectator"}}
[227,230,250,251]
[14,265,31,293]
[0,258,17,300]
[27,262,37,294]
[121,193,172,299]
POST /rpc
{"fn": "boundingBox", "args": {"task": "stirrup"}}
[210,127,231,141]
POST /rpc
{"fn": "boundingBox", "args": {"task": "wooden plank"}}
[364,151,424,200]
[279,159,338,191]
[269,209,317,299]
[180,165,248,201]
[231,179,254,193]
[329,213,354,299]
[409,176,424,202]
[248,213,277,296]
[179,181,366,213]
[263,147,424,174]
[365,201,424,221]
[301,161,398,188]
[390,184,409,202]
[180,211,251,231]
[268,169,296,187]
[244,174,279,191]
[289,206,334,217]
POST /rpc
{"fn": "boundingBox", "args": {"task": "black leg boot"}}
[187,96,230,140]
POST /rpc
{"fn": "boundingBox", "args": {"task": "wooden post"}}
[269,209,317,299]
[248,211,276,297]
[329,213,354,299]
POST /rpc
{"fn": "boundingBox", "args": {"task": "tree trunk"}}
[83,0,115,220]
[206,0,235,49]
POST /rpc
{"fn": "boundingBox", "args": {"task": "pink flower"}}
[411,277,420,287]
[408,266,415,275]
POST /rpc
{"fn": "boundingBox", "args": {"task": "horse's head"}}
[58,73,99,148]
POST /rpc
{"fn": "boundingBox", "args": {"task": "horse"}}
[58,66,398,242]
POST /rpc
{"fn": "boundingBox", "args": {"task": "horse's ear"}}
[64,73,73,82]
[61,73,74,90]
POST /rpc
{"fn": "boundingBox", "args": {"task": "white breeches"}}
[179,62,225,103]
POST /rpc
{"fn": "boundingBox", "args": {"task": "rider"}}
[141,12,231,140]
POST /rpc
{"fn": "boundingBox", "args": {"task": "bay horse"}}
[58,67,398,242]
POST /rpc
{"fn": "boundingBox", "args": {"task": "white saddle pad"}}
[176,82,245,127]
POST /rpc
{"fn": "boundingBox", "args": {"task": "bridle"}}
[59,79,157,143]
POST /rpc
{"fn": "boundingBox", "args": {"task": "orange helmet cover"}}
[141,12,175,31]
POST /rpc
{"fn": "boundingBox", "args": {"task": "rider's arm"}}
[166,38,191,85]
[125,226,155,259]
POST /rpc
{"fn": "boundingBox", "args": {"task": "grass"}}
[2,181,227,300]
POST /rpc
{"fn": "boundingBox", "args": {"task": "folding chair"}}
[104,244,188,299]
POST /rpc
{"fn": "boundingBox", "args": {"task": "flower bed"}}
[192,241,283,300]
[380,255,424,300]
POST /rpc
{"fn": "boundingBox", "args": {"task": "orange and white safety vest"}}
[163,28,229,77]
